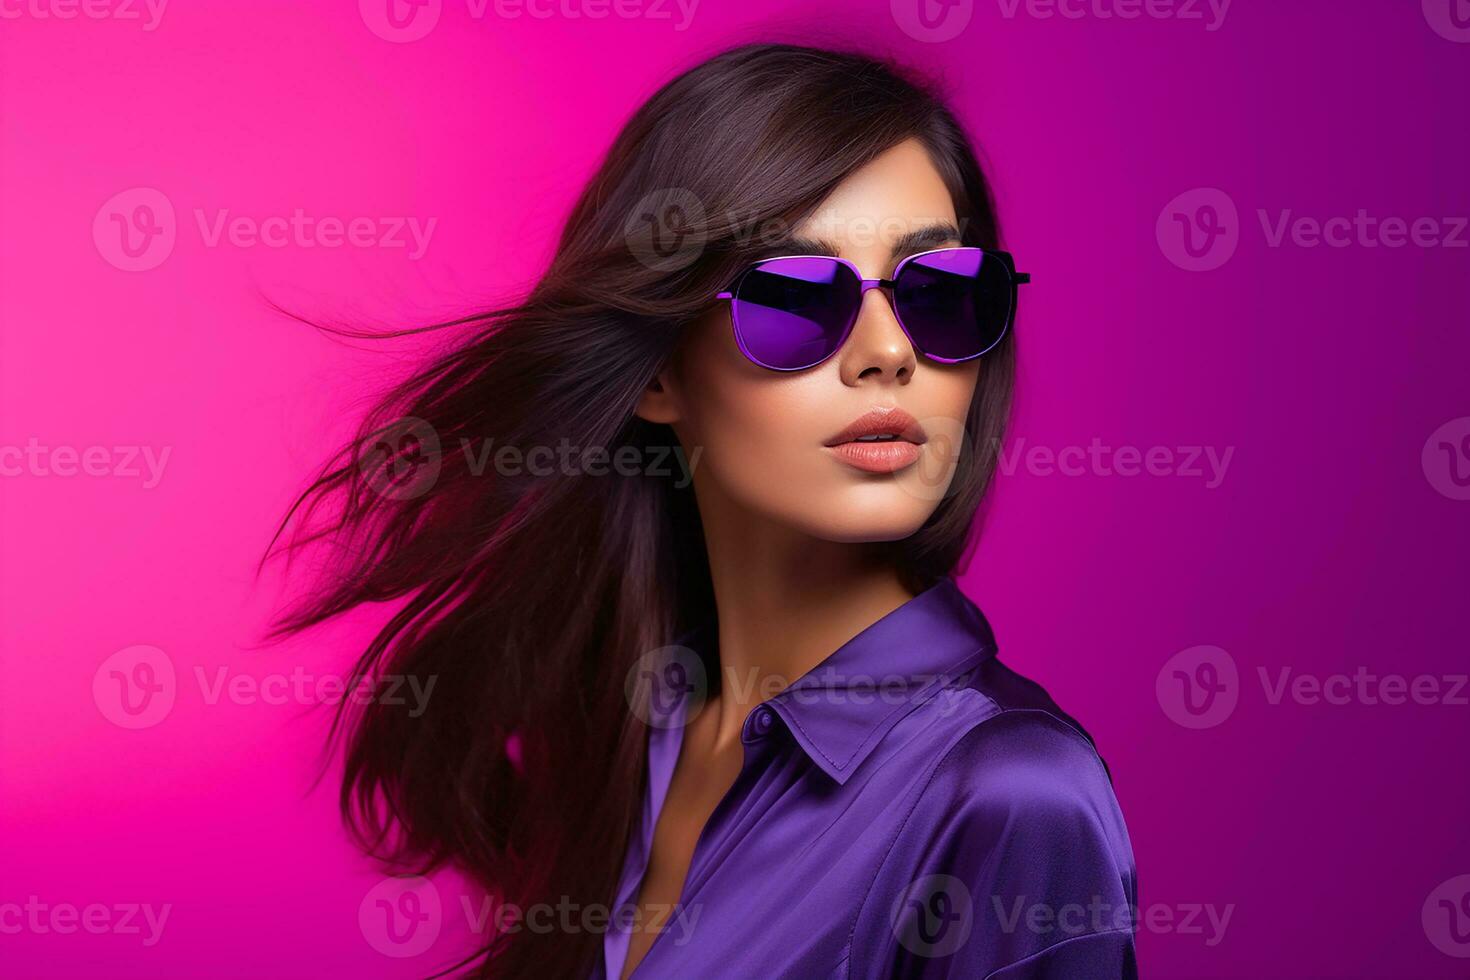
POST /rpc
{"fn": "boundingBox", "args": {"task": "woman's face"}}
[640,138,982,544]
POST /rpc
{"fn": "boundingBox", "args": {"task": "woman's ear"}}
[634,364,681,425]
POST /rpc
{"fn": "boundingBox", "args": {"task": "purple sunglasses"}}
[715,246,1029,372]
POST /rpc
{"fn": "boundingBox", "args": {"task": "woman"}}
[272,43,1137,978]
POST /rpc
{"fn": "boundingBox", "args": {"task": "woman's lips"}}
[823,407,927,473]
[826,439,923,473]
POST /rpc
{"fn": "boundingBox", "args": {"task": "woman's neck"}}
[698,522,919,753]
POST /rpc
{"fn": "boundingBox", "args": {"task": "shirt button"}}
[752,706,775,736]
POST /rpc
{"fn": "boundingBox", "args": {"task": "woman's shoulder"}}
[847,658,1139,977]
[919,656,1125,823]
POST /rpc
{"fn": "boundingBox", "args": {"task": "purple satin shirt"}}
[596,576,1137,979]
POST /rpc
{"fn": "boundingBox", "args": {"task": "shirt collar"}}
[676,576,998,785]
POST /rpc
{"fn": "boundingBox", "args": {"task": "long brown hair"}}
[269,42,1013,978]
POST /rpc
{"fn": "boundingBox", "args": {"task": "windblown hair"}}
[269,42,1013,978]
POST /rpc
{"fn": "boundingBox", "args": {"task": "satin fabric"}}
[596,577,1137,979]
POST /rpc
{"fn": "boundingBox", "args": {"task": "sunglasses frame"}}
[715,246,1031,372]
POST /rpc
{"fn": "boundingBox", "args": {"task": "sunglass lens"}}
[893,247,1012,361]
[731,257,860,370]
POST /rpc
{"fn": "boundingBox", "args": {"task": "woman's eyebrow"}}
[889,221,964,260]
[752,235,842,259]
[750,221,964,262]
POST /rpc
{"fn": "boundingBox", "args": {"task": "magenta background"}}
[3,1,1469,976]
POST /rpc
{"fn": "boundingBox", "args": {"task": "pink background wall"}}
[4,1,1469,975]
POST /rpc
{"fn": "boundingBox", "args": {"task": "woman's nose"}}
[837,287,917,385]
